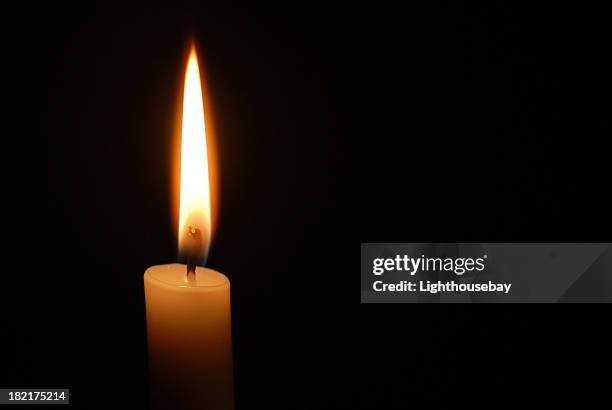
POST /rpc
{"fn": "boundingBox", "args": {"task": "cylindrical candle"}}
[144,263,233,410]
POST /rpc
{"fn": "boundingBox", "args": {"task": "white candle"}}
[144,264,233,409]
[144,44,233,409]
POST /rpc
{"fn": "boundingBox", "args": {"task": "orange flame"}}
[177,45,213,262]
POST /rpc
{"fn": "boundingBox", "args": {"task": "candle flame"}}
[178,45,211,263]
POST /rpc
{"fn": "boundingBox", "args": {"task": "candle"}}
[144,265,233,409]
[144,45,233,410]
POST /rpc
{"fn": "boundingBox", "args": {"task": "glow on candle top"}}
[178,45,212,263]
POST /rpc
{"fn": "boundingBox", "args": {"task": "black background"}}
[4,2,611,409]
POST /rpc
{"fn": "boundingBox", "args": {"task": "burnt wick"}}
[185,225,202,282]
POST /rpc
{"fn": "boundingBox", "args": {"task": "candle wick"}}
[186,263,196,283]
[185,225,202,283]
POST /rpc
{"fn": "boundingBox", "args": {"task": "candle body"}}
[144,264,233,410]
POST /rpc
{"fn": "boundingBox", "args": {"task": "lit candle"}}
[144,45,233,410]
